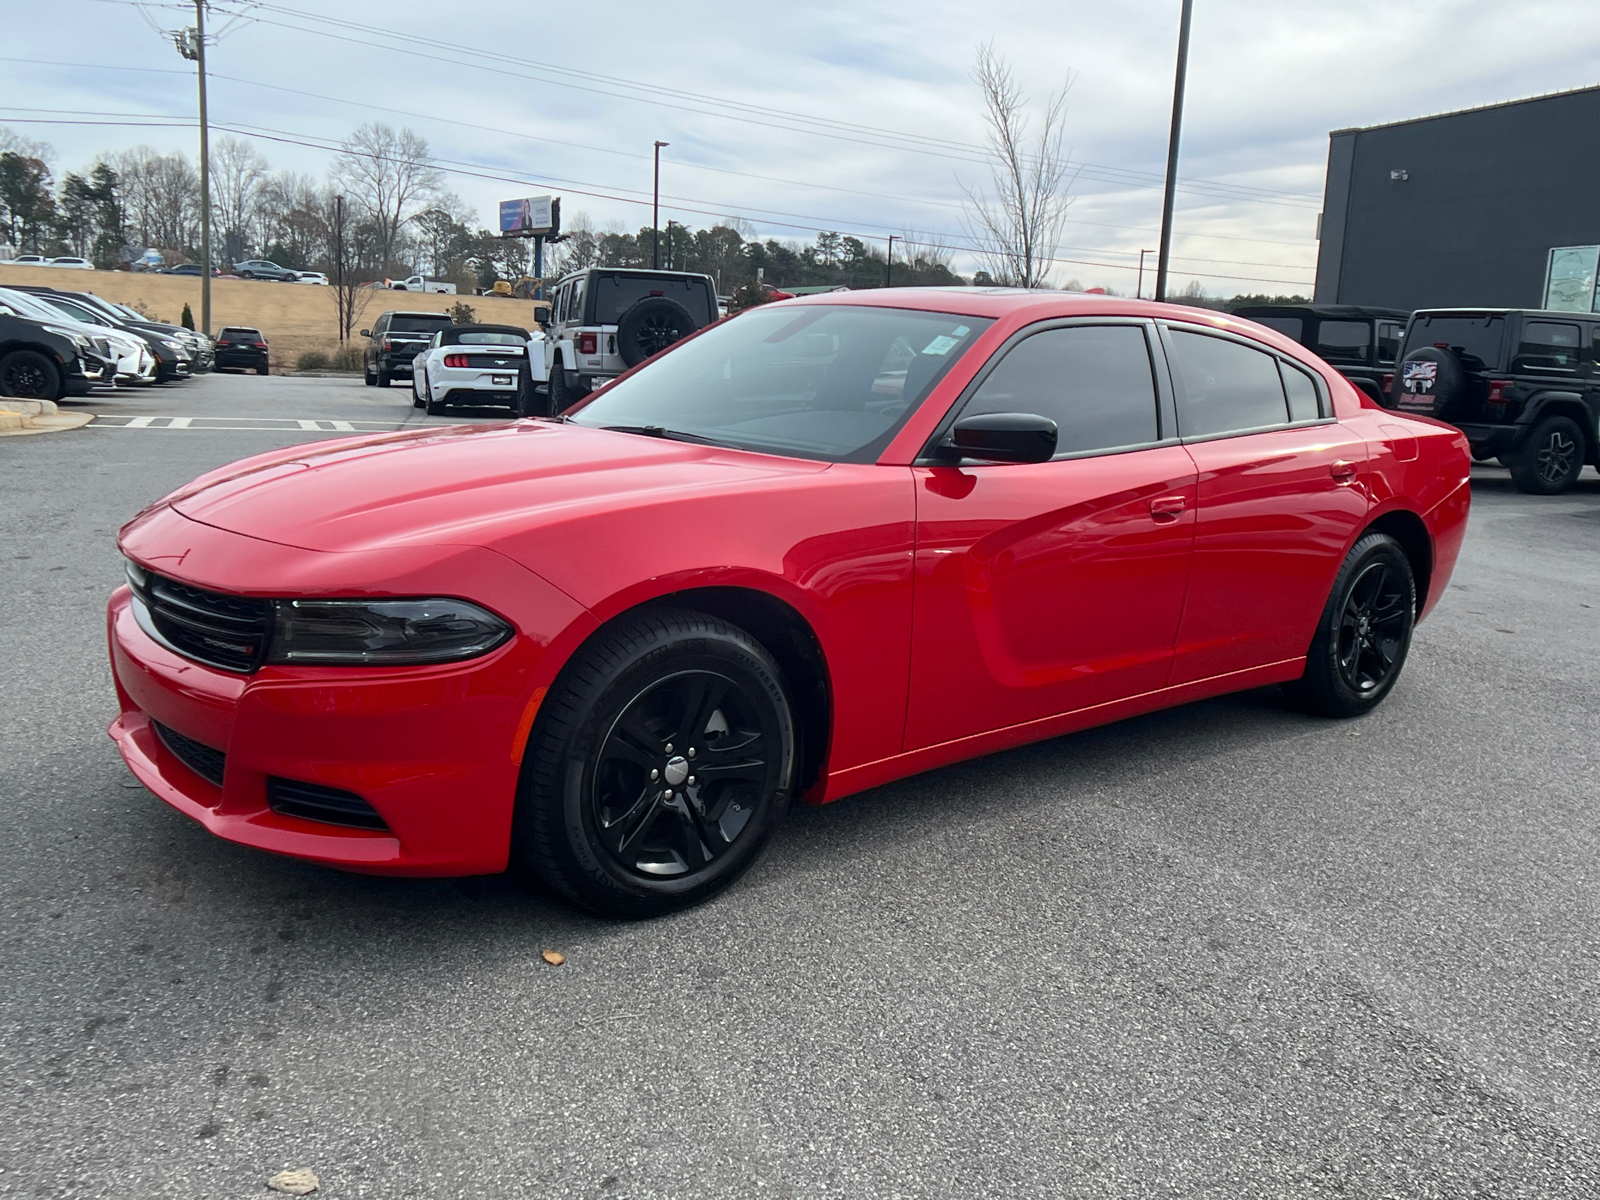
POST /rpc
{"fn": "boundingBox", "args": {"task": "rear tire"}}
[375,369,391,388]
[411,376,425,408]
[1507,414,1585,495]
[513,608,797,918]
[1286,531,1416,719]
[547,364,570,413]
[256,362,269,376]
[363,362,376,387]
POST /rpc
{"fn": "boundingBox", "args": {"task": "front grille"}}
[129,568,272,673]
[267,778,389,831]
[153,720,227,787]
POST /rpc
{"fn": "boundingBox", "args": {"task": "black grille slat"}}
[267,778,389,831]
[152,721,227,787]
[131,570,272,673]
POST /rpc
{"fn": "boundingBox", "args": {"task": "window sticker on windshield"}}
[921,326,970,356]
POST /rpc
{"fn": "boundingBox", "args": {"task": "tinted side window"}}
[1169,330,1289,437]
[371,314,388,335]
[1280,362,1322,422]
[961,324,1159,455]
[1376,321,1403,365]
[1316,319,1371,364]
[1511,321,1581,373]
[1251,316,1303,342]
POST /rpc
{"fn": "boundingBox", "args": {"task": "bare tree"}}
[958,45,1076,288]
[254,171,325,266]
[333,123,442,276]
[112,146,201,257]
[210,135,268,262]
[326,191,375,345]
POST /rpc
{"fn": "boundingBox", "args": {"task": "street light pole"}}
[1154,0,1194,304]
[652,140,669,269]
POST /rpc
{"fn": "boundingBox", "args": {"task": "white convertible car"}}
[411,323,548,415]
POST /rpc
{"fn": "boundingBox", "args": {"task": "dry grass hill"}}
[0,265,546,371]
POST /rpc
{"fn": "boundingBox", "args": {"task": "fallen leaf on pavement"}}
[541,949,566,966]
[267,1167,320,1195]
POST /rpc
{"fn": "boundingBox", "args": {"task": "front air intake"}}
[266,777,389,831]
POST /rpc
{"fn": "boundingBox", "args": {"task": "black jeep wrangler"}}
[1387,309,1599,495]
[1233,304,1408,403]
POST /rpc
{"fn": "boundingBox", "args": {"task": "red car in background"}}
[107,290,1470,917]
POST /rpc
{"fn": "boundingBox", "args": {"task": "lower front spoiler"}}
[110,708,406,871]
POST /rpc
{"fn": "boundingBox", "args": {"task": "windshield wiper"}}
[600,424,735,448]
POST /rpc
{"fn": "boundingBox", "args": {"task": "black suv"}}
[214,327,270,374]
[0,311,108,400]
[1388,309,1599,494]
[361,310,454,387]
[1234,304,1408,403]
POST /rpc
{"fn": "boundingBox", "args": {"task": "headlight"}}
[265,598,513,666]
[161,338,183,350]
[42,324,92,351]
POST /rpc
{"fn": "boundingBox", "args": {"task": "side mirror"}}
[943,412,1058,463]
[359,329,371,338]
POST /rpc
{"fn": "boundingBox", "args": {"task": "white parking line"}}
[85,414,430,433]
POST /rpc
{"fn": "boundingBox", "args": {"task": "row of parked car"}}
[1229,302,1600,495]
[0,285,220,401]
[0,256,332,285]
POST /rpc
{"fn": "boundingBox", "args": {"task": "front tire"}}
[0,350,62,401]
[1507,414,1585,495]
[411,376,425,408]
[513,608,797,918]
[1287,531,1416,718]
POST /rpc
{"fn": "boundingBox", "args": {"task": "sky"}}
[5,0,1600,296]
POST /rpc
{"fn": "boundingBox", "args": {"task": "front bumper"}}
[107,511,590,876]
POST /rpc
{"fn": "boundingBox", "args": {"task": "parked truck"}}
[385,275,456,295]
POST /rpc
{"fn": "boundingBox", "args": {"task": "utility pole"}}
[1154,0,1193,304]
[333,194,345,342]
[885,235,896,287]
[652,140,669,269]
[174,1,213,335]
[1137,248,1152,299]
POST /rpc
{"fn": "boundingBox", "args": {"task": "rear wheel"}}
[1287,532,1415,719]
[411,375,425,408]
[375,366,391,388]
[256,361,269,376]
[1507,414,1585,495]
[0,350,62,401]
[513,608,797,918]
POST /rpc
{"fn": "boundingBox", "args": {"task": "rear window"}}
[1250,316,1303,342]
[453,331,527,345]
[587,273,714,327]
[221,327,261,339]
[1403,315,1505,370]
[390,315,453,333]
[1315,319,1371,364]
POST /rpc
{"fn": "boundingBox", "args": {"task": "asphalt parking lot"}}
[4,373,1600,1199]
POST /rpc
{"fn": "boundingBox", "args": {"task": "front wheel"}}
[0,350,62,401]
[1507,415,1585,495]
[1287,531,1416,719]
[411,376,425,408]
[513,608,797,918]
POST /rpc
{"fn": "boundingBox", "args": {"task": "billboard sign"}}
[499,195,554,236]
[1543,245,1600,312]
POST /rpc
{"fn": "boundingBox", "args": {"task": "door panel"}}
[906,446,1198,750]
[1172,425,1369,683]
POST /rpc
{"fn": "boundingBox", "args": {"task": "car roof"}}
[765,286,1269,324]
[442,323,530,338]
[1411,308,1591,319]
[382,310,454,320]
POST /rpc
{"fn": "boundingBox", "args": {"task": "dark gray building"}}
[1314,84,1600,312]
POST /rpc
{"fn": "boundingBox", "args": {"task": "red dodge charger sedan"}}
[108,290,1470,916]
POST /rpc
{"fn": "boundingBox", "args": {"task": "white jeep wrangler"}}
[542,268,717,411]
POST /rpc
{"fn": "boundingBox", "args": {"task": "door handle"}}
[1150,495,1187,523]
[1330,459,1358,483]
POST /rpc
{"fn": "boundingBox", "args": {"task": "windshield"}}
[1403,314,1505,371]
[390,315,452,334]
[570,304,992,462]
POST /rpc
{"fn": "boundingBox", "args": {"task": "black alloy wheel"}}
[0,350,62,401]
[1508,415,1585,495]
[514,608,797,918]
[1288,531,1415,718]
[616,296,698,367]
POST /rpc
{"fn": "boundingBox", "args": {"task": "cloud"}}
[7,0,1599,294]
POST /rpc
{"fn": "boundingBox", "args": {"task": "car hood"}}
[163,420,827,554]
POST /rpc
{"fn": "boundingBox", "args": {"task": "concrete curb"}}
[0,398,95,437]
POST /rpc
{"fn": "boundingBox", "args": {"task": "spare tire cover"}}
[616,295,699,368]
[1393,346,1465,418]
